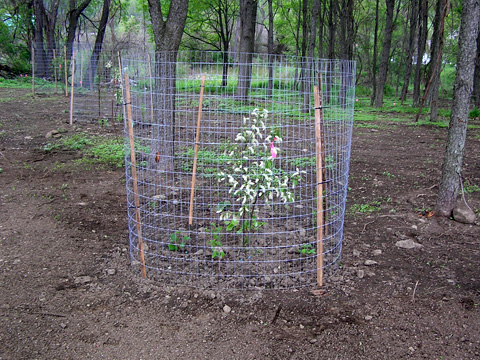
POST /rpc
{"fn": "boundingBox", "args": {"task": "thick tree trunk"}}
[66,0,93,59]
[86,0,111,89]
[374,0,395,108]
[147,0,188,171]
[33,0,48,78]
[435,0,480,217]
[400,0,418,103]
[413,0,428,106]
[473,30,480,107]
[236,0,257,101]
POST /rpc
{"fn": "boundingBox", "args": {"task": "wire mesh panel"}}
[122,51,355,289]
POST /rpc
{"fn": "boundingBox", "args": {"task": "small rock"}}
[364,260,378,266]
[74,275,92,284]
[194,249,204,256]
[395,239,422,249]
[106,268,116,275]
[357,269,365,278]
[309,338,317,344]
[409,347,415,353]
[223,305,231,314]
[152,194,167,200]
[364,315,373,321]
[353,249,361,257]
[372,249,382,256]
[60,323,67,329]
[298,228,306,238]
[299,324,305,329]
[453,200,476,224]
[45,130,59,139]
[411,224,418,230]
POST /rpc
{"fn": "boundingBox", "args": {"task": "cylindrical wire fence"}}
[122,51,355,289]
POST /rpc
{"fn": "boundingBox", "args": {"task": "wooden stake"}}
[317,72,328,240]
[314,85,324,287]
[125,73,147,278]
[188,75,206,225]
[69,51,75,126]
[64,46,68,97]
[117,53,126,124]
[31,46,35,96]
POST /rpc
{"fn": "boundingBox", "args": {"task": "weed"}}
[208,223,225,259]
[168,232,189,251]
[298,243,316,255]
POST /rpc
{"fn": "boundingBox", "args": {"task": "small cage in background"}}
[122,51,356,289]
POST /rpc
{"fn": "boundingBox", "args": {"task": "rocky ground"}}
[0,88,479,359]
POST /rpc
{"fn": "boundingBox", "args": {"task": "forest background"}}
[1,0,479,217]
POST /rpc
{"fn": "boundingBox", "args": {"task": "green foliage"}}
[168,231,189,251]
[88,138,125,167]
[469,108,480,119]
[208,223,225,259]
[43,134,127,168]
[0,9,31,74]
[298,243,316,255]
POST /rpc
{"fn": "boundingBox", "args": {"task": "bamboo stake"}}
[69,51,75,126]
[314,85,324,287]
[125,73,147,278]
[53,49,57,92]
[64,46,68,97]
[117,52,126,124]
[318,72,328,237]
[31,46,35,96]
[188,75,206,225]
[147,53,154,124]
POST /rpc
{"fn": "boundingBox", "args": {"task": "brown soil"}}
[0,88,479,359]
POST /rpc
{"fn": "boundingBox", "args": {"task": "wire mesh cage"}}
[121,51,356,289]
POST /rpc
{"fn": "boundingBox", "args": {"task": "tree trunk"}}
[147,0,188,171]
[374,0,395,108]
[326,0,338,103]
[87,0,111,88]
[33,0,48,78]
[400,0,418,103]
[413,0,428,106]
[66,0,93,59]
[473,30,480,107]
[236,0,257,101]
[370,0,379,106]
[426,0,448,122]
[267,0,274,95]
[435,0,480,217]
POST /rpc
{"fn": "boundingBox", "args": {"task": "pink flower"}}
[270,141,277,158]
[393,102,396,106]
[20,74,23,77]
[356,98,358,102]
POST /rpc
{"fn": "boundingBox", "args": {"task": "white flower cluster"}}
[217,109,305,231]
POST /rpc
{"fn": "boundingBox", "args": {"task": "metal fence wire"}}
[121,51,356,289]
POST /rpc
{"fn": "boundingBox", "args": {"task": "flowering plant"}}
[217,109,305,242]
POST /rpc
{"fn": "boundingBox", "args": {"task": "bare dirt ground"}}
[0,88,479,359]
